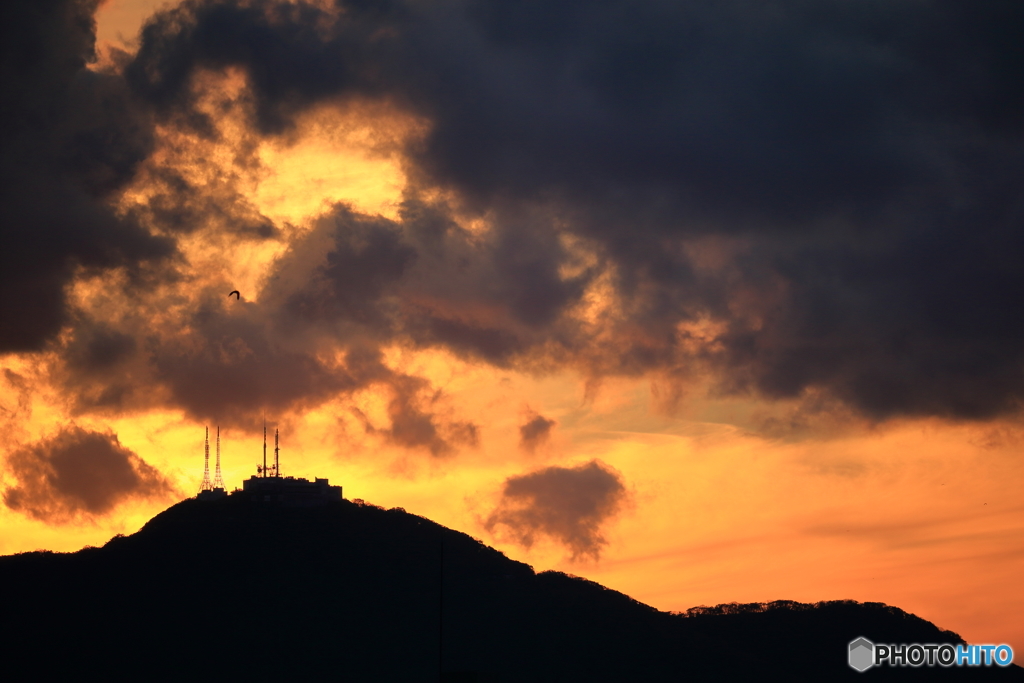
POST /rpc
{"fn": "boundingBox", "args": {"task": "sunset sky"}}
[2,0,1022,656]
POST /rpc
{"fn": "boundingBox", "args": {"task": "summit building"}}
[196,423,342,506]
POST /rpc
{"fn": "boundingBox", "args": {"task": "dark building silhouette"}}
[197,423,342,506]
[241,474,343,506]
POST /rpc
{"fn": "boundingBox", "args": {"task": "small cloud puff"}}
[485,460,628,561]
[519,410,556,452]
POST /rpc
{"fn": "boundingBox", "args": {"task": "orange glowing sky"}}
[1,0,1021,658]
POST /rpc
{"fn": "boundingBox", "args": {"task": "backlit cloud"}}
[4,0,1019,438]
[112,0,1024,422]
[485,460,628,561]
[0,0,173,353]
[519,410,555,452]
[3,426,175,522]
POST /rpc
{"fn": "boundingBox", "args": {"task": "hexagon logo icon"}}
[849,637,875,672]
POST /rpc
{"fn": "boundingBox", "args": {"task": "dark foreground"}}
[1,496,1020,682]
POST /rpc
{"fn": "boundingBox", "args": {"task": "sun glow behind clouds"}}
[253,102,419,225]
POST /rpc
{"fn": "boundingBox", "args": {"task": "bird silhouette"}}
[228,290,240,300]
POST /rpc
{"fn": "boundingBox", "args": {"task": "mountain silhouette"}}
[2,495,1020,682]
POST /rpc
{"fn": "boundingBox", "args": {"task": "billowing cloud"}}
[1,370,33,422]
[114,0,1022,422]
[484,460,628,560]
[48,201,489,450]
[0,0,174,352]
[519,410,555,452]
[352,371,479,457]
[2,426,175,522]
[3,0,1021,456]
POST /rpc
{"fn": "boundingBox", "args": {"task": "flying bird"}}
[228,290,240,300]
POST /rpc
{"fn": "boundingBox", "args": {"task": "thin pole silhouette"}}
[439,538,444,683]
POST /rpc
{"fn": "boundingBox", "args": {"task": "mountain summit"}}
[2,496,1019,681]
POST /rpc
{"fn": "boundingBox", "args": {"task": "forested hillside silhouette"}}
[2,496,1020,682]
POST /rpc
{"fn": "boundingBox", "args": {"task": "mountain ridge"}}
[2,495,1020,681]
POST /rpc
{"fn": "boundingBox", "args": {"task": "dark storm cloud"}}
[284,206,416,329]
[44,201,479,451]
[48,289,367,424]
[120,0,1024,421]
[57,319,143,413]
[484,460,627,560]
[273,197,588,365]
[0,0,174,352]
[519,410,555,452]
[150,297,362,423]
[130,164,279,240]
[355,373,479,456]
[393,197,592,367]
[2,426,174,521]
[0,369,34,426]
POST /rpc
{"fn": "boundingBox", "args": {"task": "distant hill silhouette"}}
[2,496,1020,681]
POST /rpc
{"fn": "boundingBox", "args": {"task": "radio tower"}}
[274,428,280,478]
[198,427,213,493]
[212,426,226,490]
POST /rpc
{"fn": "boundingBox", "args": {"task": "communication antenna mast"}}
[199,427,213,493]
[262,418,267,478]
[274,428,280,478]
[212,426,225,490]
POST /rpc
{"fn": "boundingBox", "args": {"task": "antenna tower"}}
[199,427,213,492]
[274,428,280,478]
[212,426,225,490]
[262,418,267,478]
